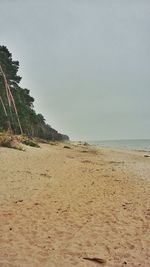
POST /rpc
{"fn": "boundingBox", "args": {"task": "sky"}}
[0,0,150,140]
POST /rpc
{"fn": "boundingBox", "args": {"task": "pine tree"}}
[0,45,69,140]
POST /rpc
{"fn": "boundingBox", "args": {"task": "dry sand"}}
[0,142,150,267]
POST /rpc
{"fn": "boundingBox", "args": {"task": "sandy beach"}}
[0,142,150,267]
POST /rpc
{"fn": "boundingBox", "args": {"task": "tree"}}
[0,45,69,141]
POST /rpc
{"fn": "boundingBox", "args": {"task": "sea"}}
[88,139,150,152]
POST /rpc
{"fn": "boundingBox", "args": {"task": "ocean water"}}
[89,139,150,151]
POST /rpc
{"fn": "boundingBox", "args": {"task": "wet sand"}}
[0,143,150,267]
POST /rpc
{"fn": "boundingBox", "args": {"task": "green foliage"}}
[0,45,69,141]
[22,139,40,148]
[0,46,21,85]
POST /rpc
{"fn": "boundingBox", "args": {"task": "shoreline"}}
[87,139,150,154]
[0,143,150,266]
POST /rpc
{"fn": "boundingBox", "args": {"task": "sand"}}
[0,142,150,267]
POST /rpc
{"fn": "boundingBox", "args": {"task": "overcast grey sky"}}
[1,0,150,140]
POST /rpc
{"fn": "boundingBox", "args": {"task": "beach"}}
[0,143,150,267]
